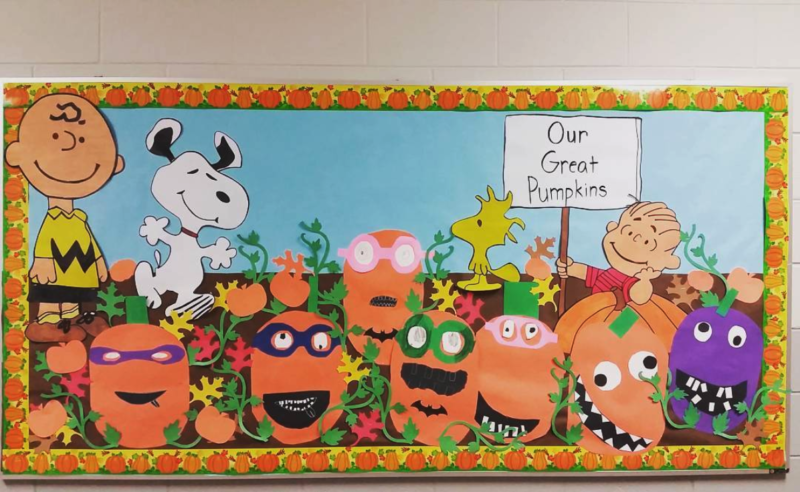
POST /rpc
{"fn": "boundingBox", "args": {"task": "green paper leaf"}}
[185,408,199,421]
[672,388,687,401]
[712,412,730,435]
[320,427,346,446]
[257,416,275,442]
[350,325,364,336]
[104,424,121,447]
[683,404,700,429]
[752,407,767,422]
[268,298,287,315]
[439,435,459,453]
[401,419,419,443]
[363,339,380,362]
[414,272,427,283]
[163,420,182,443]
[97,283,125,321]
[391,403,406,414]
[564,424,583,445]
[734,402,749,414]
[405,290,423,314]
[699,291,720,307]
[345,412,359,427]
[66,417,79,429]
[86,411,100,422]
[467,441,480,453]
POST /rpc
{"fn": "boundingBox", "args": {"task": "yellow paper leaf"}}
[57,423,79,445]
[430,279,458,313]
[190,376,224,406]
[337,353,369,384]
[213,280,239,312]
[158,310,194,340]
[531,275,560,308]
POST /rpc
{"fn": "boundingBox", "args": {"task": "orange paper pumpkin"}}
[567,309,668,456]
[250,311,346,445]
[90,324,190,448]
[341,230,424,365]
[389,311,478,445]
[475,315,563,443]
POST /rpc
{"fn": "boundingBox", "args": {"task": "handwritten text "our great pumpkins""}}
[527,121,607,204]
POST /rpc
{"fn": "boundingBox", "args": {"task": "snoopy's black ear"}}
[210,131,242,171]
[146,118,182,162]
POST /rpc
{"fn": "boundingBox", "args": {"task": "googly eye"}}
[441,332,465,355]
[102,351,121,362]
[151,351,171,362]
[407,325,427,349]
[311,332,331,351]
[523,322,538,340]
[728,325,747,349]
[272,331,294,350]
[628,351,658,381]
[593,361,622,391]
[394,244,416,268]
[501,319,515,339]
[694,321,712,342]
[353,240,374,266]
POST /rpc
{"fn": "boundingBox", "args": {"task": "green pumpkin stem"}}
[125,296,150,324]
[609,306,640,338]
[716,288,738,317]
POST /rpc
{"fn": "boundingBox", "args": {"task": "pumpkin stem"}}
[608,306,639,338]
[716,288,738,317]
[611,287,627,311]
[125,296,149,324]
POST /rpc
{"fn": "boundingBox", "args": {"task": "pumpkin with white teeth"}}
[567,307,668,455]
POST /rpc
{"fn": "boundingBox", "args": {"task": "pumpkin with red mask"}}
[251,311,346,445]
[339,230,424,365]
[389,311,478,445]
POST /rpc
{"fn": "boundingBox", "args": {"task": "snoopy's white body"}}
[135,119,249,319]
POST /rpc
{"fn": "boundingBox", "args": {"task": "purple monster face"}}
[668,307,763,434]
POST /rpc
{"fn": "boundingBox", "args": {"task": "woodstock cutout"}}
[134,118,249,319]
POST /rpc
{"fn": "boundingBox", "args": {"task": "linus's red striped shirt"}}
[585,266,639,303]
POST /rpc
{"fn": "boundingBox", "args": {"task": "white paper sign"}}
[503,115,642,209]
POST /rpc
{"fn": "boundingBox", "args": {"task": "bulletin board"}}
[0,80,791,477]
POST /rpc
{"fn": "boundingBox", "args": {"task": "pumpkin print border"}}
[1,81,790,476]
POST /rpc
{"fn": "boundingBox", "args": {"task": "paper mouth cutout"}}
[115,390,166,407]
[400,362,467,396]
[674,370,747,416]
[262,390,330,429]
[369,295,398,308]
[575,377,653,453]
[474,392,538,439]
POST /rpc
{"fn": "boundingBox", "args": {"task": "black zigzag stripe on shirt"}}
[51,239,96,273]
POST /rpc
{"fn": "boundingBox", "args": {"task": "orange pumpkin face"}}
[340,230,424,365]
[389,311,478,445]
[251,311,346,445]
[90,324,190,448]
[567,312,668,456]
[475,316,563,443]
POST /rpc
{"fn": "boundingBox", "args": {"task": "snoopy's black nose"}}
[216,191,231,203]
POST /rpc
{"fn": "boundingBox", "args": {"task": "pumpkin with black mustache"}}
[389,311,478,445]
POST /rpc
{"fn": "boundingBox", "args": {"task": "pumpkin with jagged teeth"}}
[567,307,668,455]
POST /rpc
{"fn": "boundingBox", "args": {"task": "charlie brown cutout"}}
[557,202,681,305]
[5,94,125,342]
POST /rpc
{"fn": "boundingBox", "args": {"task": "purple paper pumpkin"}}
[668,307,763,434]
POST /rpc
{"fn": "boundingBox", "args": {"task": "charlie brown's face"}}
[602,202,681,277]
[5,94,124,199]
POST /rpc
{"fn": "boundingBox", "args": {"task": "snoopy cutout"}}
[135,118,249,319]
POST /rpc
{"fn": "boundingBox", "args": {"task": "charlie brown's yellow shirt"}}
[33,208,101,289]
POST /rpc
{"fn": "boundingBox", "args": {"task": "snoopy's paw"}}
[140,216,169,246]
[207,237,237,270]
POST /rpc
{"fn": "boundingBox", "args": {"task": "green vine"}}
[438,420,522,454]
[643,370,699,431]
[418,230,455,282]
[213,360,274,442]
[41,386,119,450]
[299,218,341,314]
[188,311,252,367]
[237,231,271,285]
[548,357,583,445]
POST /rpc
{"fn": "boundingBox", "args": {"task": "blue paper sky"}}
[30,108,765,274]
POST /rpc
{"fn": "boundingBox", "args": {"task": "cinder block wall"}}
[0,0,798,490]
